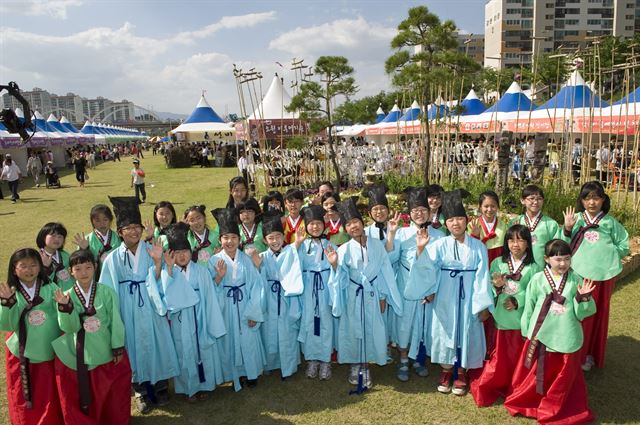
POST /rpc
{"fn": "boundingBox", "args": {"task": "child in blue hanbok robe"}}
[99,197,179,414]
[393,187,444,382]
[327,198,403,390]
[298,206,338,380]
[207,208,266,391]
[406,189,493,397]
[160,223,226,402]
[252,212,304,379]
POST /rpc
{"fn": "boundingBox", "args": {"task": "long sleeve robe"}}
[99,242,179,384]
[259,245,303,377]
[207,249,265,391]
[329,237,403,365]
[161,262,226,396]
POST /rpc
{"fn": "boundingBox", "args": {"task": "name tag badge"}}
[504,280,519,295]
[56,269,71,282]
[584,230,599,243]
[83,316,102,333]
[198,250,211,262]
[550,301,567,315]
[28,310,46,326]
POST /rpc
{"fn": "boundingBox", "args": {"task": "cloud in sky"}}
[0,0,83,20]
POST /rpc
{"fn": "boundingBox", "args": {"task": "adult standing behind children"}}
[131,159,146,204]
[27,152,43,188]
[1,154,22,203]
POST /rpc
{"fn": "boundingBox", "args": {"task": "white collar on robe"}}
[19,281,36,300]
[75,281,94,308]
[549,270,564,290]
[221,249,240,280]
[125,242,143,273]
[178,262,191,280]
[510,253,526,271]
[42,249,60,264]
[95,229,110,244]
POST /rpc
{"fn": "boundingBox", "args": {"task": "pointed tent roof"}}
[46,114,69,134]
[426,103,448,120]
[536,70,608,110]
[380,104,401,123]
[484,81,534,113]
[80,121,99,135]
[183,95,225,124]
[249,74,297,120]
[375,106,385,123]
[614,86,640,105]
[399,100,421,121]
[60,116,80,133]
[459,89,486,116]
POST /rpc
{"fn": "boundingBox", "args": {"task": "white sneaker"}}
[348,365,359,385]
[581,355,595,372]
[306,360,320,379]
[362,367,372,388]
[319,362,332,380]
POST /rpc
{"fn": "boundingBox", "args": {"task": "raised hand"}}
[325,245,338,269]
[39,249,52,268]
[387,212,401,234]
[73,233,89,249]
[147,239,164,264]
[251,250,262,269]
[503,297,517,311]
[294,224,307,248]
[143,219,154,241]
[54,288,70,305]
[0,282,16,300]
[578,278,595,295]
[214,259,227,279]
[470,218,481,238]
[416,227,430,251]
[563,206,577,231]
[492,272,506,288]
[163,250,175,274]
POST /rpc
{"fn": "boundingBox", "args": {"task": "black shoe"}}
[135,394,153,414]
[246,379,258,388]
[155,389,170,406]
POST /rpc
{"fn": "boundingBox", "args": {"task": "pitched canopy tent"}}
[171,94,235,142]
[375,106,386,123]
[458,89,487,116]
[235,75,308,144]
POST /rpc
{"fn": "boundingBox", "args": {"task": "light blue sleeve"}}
[144,265,168,316]
[280,245,304,296]
[160,267,199,311]
[373,242,403,316]
[242,255,265,324]
[198,268,226,343]
[404,242,440,300]
[471,239,494,315]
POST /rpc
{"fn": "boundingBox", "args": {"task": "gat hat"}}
[335,197,363,225]
[441,189,471,220]
[262,211,285,236]
[302,205,326,226]
[165,222,192,251]
[405,186,428,210]
[211,208,240,236]
[109,196,142,229]
[364,184,389,209]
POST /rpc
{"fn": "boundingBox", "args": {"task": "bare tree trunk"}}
[325,92,342,194]
[495,131,512,194]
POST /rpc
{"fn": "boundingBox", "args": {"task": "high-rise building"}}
[485,0,638,69]
[52,93,85,122]
[457,33,486,66]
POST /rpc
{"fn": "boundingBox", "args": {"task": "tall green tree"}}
[385,6,479,183]
[288,56,358,192]
[333,90,401,125]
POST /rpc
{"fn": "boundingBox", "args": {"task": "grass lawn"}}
[1,153,639,424]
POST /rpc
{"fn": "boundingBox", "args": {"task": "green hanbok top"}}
[0,281,61,362]
[489,256,541,330]
[509,213,561,267]
[561,212,629,281]
[187,228,221,266]
[83,229,122,264]
[153,226,169,250]
[521,270,596,353]
[239,222,268,254]
[43,249,74,291]
[325,219,351,247]
[52,282,125,370]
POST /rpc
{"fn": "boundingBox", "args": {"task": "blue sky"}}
[0,0,484,116]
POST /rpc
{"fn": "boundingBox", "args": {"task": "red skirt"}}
[487,246,503,265]
[55,354,132,425]
[504,340,594,425]
[483,246,503,357]
[470,329,524,407]
[6,348,63,425]
[580,277,615,368]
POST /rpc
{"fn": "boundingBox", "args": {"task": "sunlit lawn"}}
[0,153,638,424]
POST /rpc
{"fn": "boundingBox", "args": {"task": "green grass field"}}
[1,154,639,424]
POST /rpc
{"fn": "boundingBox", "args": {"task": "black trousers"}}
[8,180,19,200]
[134,183,146,203]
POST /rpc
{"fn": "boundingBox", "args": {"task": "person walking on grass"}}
[1,154,22,203]
[27,152,43,188]
[131,159,146,204]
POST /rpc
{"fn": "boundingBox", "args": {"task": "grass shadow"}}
[614,266,640,293]
[586,335,640,423]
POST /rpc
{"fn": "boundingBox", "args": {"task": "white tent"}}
[171,95,235,141]
[249,74,298,120]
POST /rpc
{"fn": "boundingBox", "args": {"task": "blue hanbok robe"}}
[329,237,403,365]
[207,249,265,391]
[395,224,445,360]
[259,245,303,377]
[99,242,179,384]
[161,261,226,396]
[392,224,444,351]
[297,238,338,362]
[406,234,493,369]
[364,223,400,347]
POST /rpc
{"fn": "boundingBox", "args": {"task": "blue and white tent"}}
[170,94,235,140]
[458,89,486,116]
[533,70,607,117]
[375,106,386,123]
[426,102,448,120]
[483,81,534,115]
[380,103,401,123]
[399,100,421,121]
[614,86,640,105]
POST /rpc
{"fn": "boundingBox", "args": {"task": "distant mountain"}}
[154,111,189,121]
